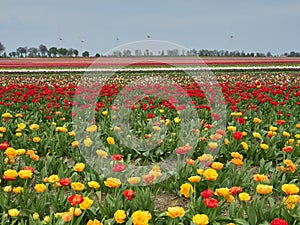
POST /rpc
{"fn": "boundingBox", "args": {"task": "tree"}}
[122,49,131,57]
[74,49,79,57]
[48,47,58,57]
[95,53,100,57]
[212,50,218,56]
[58,48,68,57]
[256,52,265,57]
[67,48,75,57]
[144,49,150,56]
[234,51,240,57]
[16,48,21,57]
[186,49,197,56]
[112,50,121,57]
[28,47,38,57]
[0,42,5,56]
[39,44,48,57]
[219,50,225,57]
[166,49,179,57]
[16,47,27,57]
[9,51,17,58]
[82,51,89,57]
[289,51,296,57]
[134,49,142,57]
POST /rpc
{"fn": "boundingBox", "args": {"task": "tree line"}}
[0,42,91,58]
[108,49,300,57]
[0,41,299,58]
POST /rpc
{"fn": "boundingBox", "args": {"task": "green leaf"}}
[125,217,132,225]
[215,216,232,222]
[103,218,114,225]
[72,212,86,225]
[228,202,235,218]
[248,206,258,225]
[212,222,221,225]
[234,218,250,225]
[268,197,275,208]
[20,208,35,217]
[87,206,97,216]
[281,208,293,221]
[258,222,270,225]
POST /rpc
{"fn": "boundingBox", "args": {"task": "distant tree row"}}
[0,42,92,58]
[0,41,300,58]
[107,48,300,57]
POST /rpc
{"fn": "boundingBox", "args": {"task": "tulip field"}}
[1,57,300,68]
[0,58,299,225]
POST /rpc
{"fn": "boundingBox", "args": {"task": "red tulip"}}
[59,178,72,186]
[270,218,288,225]
[0,141,9,150]
[201,189,214,199]
[204,198,218,208]
[68,194,84,206]
[233,132,243,140]
[123,189,136,200]
[112,163,126,172]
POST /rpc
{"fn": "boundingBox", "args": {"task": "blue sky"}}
[1,0,300,55]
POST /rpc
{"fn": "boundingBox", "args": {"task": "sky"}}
[1,0,300,56]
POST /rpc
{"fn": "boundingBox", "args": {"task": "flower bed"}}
[0,70,299,225]
[1,57,300,68]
